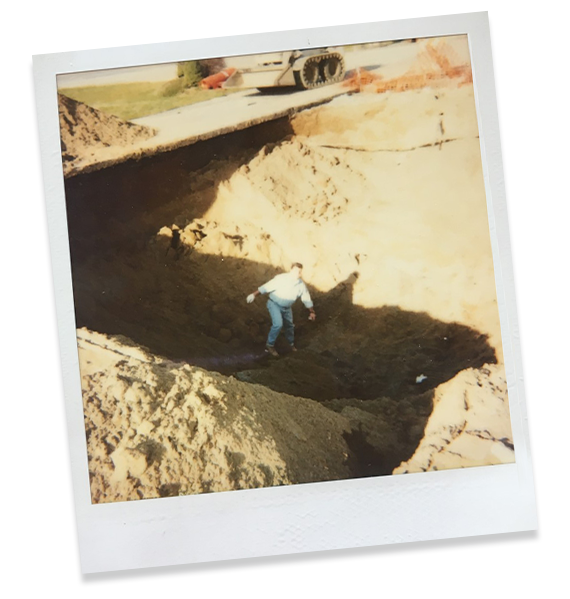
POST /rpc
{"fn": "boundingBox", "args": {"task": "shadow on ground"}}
[64,116,296,261]
[64,124,496,405]
[70,244,495,406]
[72,245,458,478]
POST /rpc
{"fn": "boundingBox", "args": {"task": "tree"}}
[199,58,226,77]
[177,59,228,88]
[177,61,204,88]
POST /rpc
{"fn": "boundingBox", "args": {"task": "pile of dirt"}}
[78,330,357,502]
[58,94,156,176]
[78,329,510,503]
[394,365,514,472]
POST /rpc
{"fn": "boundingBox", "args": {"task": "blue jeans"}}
[266,299,294,347]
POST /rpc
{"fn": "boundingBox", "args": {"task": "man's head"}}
[291,262,303,279]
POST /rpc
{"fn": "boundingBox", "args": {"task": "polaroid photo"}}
[33,11,537,574]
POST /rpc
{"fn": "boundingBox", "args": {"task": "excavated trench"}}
[65,116,496,478]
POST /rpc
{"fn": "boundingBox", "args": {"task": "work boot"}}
[265,345,279,357]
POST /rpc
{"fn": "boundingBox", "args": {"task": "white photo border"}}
[33,11,537,574]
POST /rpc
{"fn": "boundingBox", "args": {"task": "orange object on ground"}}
[343,42,473,94]
[342,68,382,88]
[199,68,236,90]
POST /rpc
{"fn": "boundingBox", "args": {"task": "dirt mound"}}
[58,94,156,176]
[78,329,511,503]
[79,329,352,502]
[394,365,515,472]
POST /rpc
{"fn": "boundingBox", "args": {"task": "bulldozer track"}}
[294,53,345,90]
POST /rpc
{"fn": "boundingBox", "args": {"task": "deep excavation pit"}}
[66,91,501,484]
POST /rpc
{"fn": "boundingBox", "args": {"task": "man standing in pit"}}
[247,263,316,357]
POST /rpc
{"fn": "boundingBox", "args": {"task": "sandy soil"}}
[64,36,514,503]
[79,330,354,502]
[394,365,514,473]
[58,94,156,176]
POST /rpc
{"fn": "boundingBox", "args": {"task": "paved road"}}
[132,85,346,146]
[131,42,426,147]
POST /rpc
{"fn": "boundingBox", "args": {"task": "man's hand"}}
[246,294,256,304]
[308,311,316,321]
